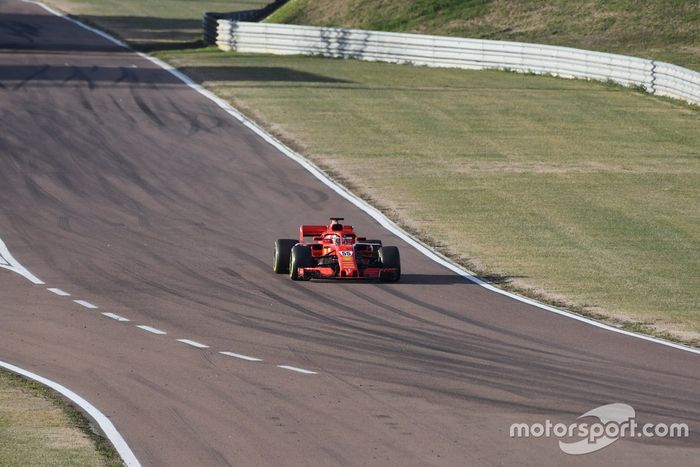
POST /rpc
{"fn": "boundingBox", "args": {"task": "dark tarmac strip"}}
[0,1,698,465]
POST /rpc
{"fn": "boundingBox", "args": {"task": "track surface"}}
[1,1,698,465]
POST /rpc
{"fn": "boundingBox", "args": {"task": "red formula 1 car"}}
[273,218,401,282]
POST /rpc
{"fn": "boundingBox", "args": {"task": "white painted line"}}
[0,360,140,467]
[0,237,44,284]
[73,300,98,309]
[27,0,700,356]
[219,351,262,362]
[277,365,317,375]
[176,339,209,349]
[23,0,128,47]
[136,325,167,335]
[102,312,130,322]
[47,287,71,296]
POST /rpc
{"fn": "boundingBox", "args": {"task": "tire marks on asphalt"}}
[42,284,316,374]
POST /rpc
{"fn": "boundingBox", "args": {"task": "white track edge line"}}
[277,365,317,375]
[47,287,71,296]
[0,237,44,284]
[73,300,98,309]
[176,339,209,349]
[25,0,700,356]
[219,351,262,362]
[0,360,140,467]
[136,325,167,335]
[102,312,130,322]
[23,0,128,47]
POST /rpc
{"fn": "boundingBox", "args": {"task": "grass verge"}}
[41,0,700,347]
[0,367,121,466]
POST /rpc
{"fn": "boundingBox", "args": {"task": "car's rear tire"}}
[378,246,401,282]
[274,239,298,274]
[289,245,313,281]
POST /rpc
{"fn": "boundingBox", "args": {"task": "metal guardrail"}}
[203,0,288,46]
[204,20,700,106]
[203,11,257,45]
[653,61,700,104]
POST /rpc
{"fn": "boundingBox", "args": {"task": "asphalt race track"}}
[1,1,698,465]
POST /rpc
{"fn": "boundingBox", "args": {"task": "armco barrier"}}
[204,20,700,106]
[653,61,700,103]
[203,0,288,45]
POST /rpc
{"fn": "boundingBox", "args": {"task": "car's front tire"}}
[378,246,401,282]
[289,245,313,281]
[274,239,298,274]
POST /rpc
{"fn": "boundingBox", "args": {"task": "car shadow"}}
[397,273,526,285]
[396,274,475,285]
[306,273,525,285]
[308,274,497,285]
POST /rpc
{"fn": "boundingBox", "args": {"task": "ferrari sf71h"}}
[273,218,401,282]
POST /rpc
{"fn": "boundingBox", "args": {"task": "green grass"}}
[41,0,700,346]
[0,368,121,466]
[267,0,700,71]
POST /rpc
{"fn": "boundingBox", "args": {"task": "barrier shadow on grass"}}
[0,64,350,88]
[1,13,221,52]
[2,12,350,84]
[179,66,351,83]
[130,39,204,52]
[76,15,207,51]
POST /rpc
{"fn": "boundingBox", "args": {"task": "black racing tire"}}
[378,246,401,282]
[289,245,313,281]
[274,239,298,274]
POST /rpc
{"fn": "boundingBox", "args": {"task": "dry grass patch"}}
[0,368,120,466]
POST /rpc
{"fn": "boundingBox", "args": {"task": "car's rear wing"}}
[299,225,327,242]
